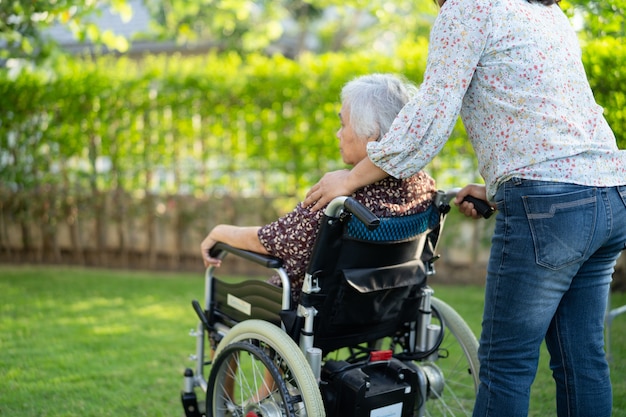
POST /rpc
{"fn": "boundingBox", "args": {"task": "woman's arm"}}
[200,225,267,267]
[303,157,389,211]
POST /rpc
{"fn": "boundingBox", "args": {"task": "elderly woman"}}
[201,73,437,302]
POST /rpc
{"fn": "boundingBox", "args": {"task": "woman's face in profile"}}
[336,104,369,166]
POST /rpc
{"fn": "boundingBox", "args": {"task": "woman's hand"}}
[200,225,266,268]
[454,184,496,219]
[200,233,222,268]
[303,158,389,211]
[303,169,352,212]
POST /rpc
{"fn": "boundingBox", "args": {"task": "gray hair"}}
[340,73,418,141]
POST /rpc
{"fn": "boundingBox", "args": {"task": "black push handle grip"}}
[462,195,495,219]
[344,197,380,230]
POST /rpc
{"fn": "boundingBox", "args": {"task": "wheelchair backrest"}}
[299,204,443,353]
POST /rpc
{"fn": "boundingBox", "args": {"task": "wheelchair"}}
[181,189,482,417]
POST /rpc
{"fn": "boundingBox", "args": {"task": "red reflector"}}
[370,350,393,361]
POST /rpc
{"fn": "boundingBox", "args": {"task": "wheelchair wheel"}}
[423,297,480,416]
[207,320,325,417]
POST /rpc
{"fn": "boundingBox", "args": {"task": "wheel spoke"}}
[206,321,324,417]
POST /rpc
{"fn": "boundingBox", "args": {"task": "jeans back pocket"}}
[523,188,596,270]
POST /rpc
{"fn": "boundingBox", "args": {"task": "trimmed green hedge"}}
[583,37,626,149]
[2,39,623,199]
[0,39,624,267]
[0,52,414,199]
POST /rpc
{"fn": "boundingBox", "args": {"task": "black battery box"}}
[320,357,419,417]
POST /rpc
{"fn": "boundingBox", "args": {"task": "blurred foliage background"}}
[0,0,624,283]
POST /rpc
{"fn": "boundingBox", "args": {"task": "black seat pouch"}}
[331,259,426,326]
[311,258,427,352]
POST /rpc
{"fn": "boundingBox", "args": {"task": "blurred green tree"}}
[0,0,131,63]
[141,0,439,56]
[563,0,625,38]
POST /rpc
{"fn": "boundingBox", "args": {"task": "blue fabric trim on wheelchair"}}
[344,205,439,242]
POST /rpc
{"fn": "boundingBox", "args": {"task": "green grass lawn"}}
[1,265,625,417]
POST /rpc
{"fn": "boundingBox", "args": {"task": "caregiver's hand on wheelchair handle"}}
[454,184,496,220]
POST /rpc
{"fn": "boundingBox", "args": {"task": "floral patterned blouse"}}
[367,0,626,201]
[258,171,437,302]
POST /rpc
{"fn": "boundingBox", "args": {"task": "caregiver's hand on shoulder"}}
[303,169,352,212]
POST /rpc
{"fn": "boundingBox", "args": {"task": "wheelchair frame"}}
[181,190,480,417]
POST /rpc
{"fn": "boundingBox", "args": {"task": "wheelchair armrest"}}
[210,242,284,269]
[326,196,380,230]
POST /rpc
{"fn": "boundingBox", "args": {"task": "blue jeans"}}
[473,179,626,417]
